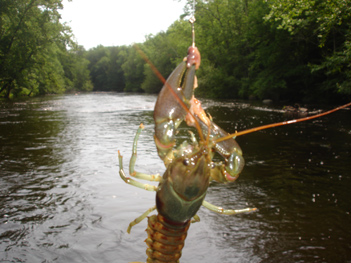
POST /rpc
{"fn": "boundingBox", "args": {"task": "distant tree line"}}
[85,0,351,103]
[2,0,350,103]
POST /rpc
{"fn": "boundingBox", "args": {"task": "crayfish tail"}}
[145,214,190,263]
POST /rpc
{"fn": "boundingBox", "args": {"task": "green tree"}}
[85,45,126,91]
[86,45,110,91]
[58,44,93,93]
[108,46,127,92]
[0,0,76,98]
[189,0,253,98]
[265,0,351,98]
[121,45,145,92]
[242,0,316,101]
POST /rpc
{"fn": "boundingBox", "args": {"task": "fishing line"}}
[189,0,196,47]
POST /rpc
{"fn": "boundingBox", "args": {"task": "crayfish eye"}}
[183,158,190,166]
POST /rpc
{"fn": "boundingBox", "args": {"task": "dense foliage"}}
[0,0,92,98]
[2,0,350,103]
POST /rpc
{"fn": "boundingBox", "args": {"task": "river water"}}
[0,93,350,263]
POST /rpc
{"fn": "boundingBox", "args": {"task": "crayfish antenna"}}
[215,102,351,144]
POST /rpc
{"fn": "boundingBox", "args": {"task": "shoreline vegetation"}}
[1,0,350,103]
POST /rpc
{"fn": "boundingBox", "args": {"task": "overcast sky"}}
[59,0,186,50]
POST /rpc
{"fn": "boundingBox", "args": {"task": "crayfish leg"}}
[118,151,158,192]
[190,214,200,223]
[129,123,162,182]
[202,200,257,215]
[127,206,157,234]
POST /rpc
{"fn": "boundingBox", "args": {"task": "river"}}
[0,93,350,262]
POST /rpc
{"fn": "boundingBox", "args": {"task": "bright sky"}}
[60,0,187,50]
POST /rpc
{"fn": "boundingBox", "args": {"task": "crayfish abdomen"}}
[146,214,190,263]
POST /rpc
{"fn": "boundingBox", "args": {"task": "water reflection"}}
[0,94,350,262]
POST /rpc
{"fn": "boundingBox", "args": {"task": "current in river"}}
[0,93,350,262]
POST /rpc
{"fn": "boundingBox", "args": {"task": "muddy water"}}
[0,93,350,262]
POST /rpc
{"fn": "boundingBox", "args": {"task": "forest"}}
[1,0,351,103]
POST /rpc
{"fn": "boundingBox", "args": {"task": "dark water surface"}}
[0,93,350,263]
